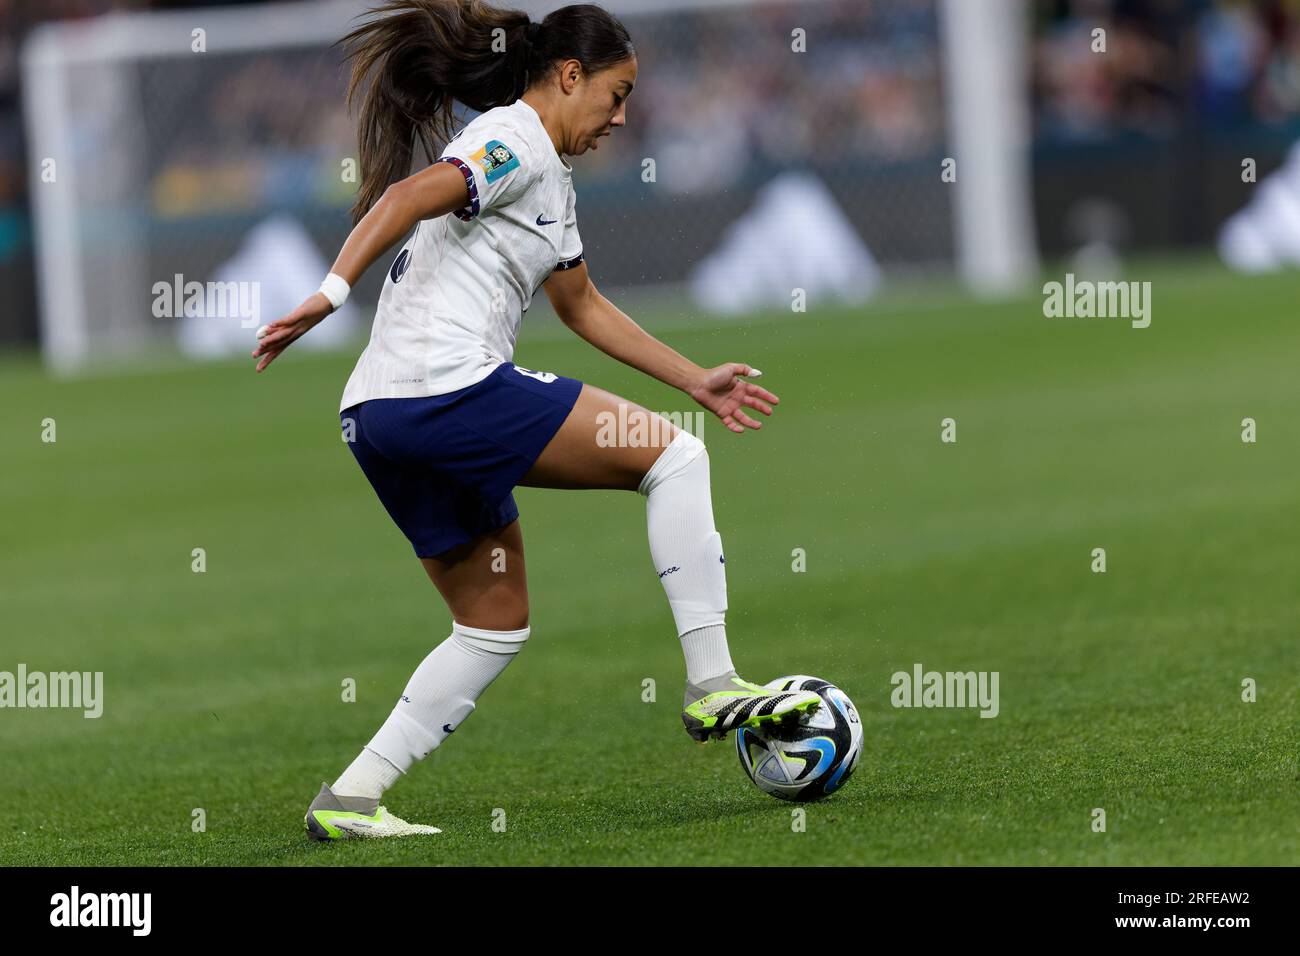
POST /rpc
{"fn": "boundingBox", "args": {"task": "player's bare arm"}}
[251,161,470,372]
[542,262,778,434]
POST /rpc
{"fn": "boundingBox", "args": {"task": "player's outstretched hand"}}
[251,293,333,372]
[688,363,779,434]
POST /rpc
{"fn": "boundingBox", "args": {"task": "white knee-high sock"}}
[332,621,529,799]
[639,431,735,685]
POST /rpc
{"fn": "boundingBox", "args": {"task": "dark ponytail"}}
[340,0,635,224]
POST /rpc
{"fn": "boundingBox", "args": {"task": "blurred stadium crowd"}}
[4,0,1300,345]
[1035,0,1300,139]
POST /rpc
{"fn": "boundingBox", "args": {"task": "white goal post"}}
[939,0,1038,295]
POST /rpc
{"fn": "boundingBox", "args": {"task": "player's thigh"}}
[419,518,529,631]
[520,383,680,491]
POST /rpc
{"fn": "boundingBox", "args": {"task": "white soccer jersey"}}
[339,98,584,411]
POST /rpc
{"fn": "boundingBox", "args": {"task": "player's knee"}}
[637,430,707,496]
[471,606,529,632]
[451,592,528,631]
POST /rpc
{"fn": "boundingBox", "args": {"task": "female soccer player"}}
[252,0,820,840]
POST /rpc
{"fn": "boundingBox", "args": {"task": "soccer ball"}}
[736,675,863,802]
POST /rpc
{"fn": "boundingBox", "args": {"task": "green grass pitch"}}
[1,259,1295,866]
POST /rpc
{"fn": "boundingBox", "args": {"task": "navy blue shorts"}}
[341,362,584,558]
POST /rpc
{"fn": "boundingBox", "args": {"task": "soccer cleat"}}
[681,676,821,742]
[304,782,441,841]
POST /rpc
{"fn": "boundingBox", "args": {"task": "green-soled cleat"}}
[681,676,820,742]
[304,783,441,841]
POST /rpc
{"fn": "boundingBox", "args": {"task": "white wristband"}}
[318,273,350,311]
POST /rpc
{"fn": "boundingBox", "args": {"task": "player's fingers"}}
[746,383,779,405]
[728,362,763,380]
[259,315,295,337]
[261,322,308,354]
[721,414,743,434]
[253,329,286,357]
[255,347,283,373]
[260,323,298,346]
[734,408,762,430]
[741,394,773,416]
